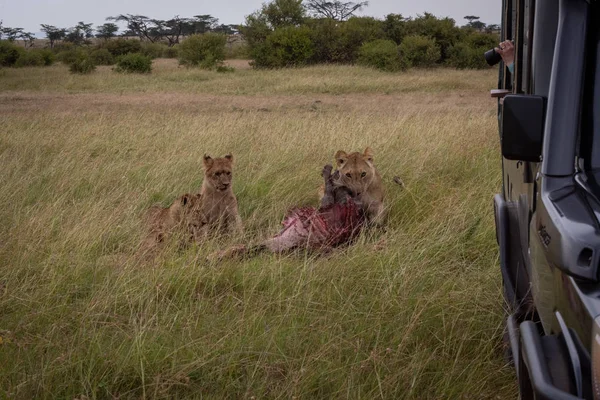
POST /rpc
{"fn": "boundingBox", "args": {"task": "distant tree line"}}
[1,1,500,71]
[0,14,238,50]
[241,0,500,69]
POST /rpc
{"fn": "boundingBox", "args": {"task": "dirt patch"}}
[0,91,491,116]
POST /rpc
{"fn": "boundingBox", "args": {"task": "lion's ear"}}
[335,150,348,167]
[224,153,233,163]
[363,147,374,163]
[203,154,213,169]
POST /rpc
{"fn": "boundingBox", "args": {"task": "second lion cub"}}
[195,153,243,237]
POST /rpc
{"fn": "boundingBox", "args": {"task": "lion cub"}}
[331,147,385,224]
[195,153,243,237]
[140,193,203,254]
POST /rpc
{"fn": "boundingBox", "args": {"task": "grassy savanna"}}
[0,59,513,399]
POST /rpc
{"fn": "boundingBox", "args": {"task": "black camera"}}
[484,40,513,66]
[484,48,503,66]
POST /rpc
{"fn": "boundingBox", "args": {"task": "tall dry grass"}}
[0,60,514,399]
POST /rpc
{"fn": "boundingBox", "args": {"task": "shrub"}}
[15,50,45,67]
[89,48,115,65]
[162,46,179,59]
[305,17,342,64]
[399,35,441,68]
[115,53,152,73]
[383,14,408,45]
[52,42,75,53]
[178,33,226,69]
[37,49,56,66]
[446,42,488,69]
[251,26,314,68]
[0,40,23,67]
[140,42,167,59]
[69,54,96,74]
[405,13,462,62]
[446,33,498,69]
[57,48,87,65]
[358,39,402,72]
[103,38,142,57]
[463,32,499,49]
[334,17,385,63]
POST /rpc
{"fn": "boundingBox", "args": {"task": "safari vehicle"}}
[493,0,600,398]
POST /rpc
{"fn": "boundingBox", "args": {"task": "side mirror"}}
[501,95,546,162]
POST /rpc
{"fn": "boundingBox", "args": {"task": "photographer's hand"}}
[495,40,515,66]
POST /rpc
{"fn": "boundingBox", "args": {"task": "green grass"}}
[0,60,514,399]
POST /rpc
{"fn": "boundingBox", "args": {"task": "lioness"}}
[331,147,385,224]
[140,193,203,255]
[195,153,243,237]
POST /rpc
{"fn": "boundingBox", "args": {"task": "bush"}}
[115,53,152,73]
[405,13,462,62]
[251,26,314,68]
[399,35,441,68]
[69,54,96,74]
[15,50,45,67]
[334,17,385,63]
[162,46,179,59]
[52,42,75,53]
[0,40,23,67]
[305,18,342,64]
[37,49,56,66]
[89,48,115,65]
[358,39,402,72]
[140,42,167,59]
[103,38,142,57]
[178,33,226,69]
[57,48,87,65]
[447,42,487,69]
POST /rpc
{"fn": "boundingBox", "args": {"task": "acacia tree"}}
[1,27,24,41]
[155,16,197,46]
[21,32,36,48]
[65,21,94,45]
[304,0,368,21]
[213,24,239,35]
[464,15,486,30]
[486,24,500,33]
[40,24,67,48]
[464,15,479,24]
[108,14,158,42]
[1,26,36,47]
[96,23,119,40]
[193,15,219,33]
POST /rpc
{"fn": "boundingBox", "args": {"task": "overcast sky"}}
[0,0,500,35]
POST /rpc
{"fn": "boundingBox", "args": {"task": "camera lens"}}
[484,48,503,66]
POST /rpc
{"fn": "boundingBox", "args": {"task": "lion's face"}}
[203,154,234,191]
[334,148,375,197]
